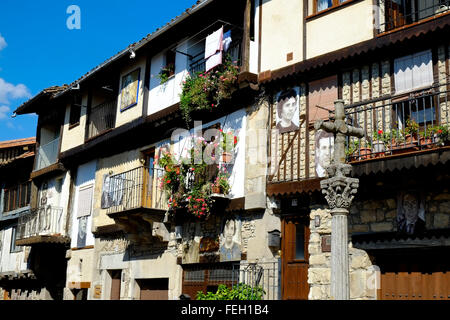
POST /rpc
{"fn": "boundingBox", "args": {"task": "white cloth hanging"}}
[205,26,224,72]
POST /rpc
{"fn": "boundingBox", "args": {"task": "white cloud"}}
[0,33,6,51]
[0,105,10,119]
[0,78,32,105]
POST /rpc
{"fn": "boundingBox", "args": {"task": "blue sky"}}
[0,0,197,141]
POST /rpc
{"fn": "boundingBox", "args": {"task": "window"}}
[315,0,348,13]
[394,50,433,94]
[164,50,176,78]
[3,181,31,213]
[69,94,82,127]
[393,93,437,131]
[10,225,22,253]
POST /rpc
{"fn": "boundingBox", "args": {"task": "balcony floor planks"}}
[15,234,70,246]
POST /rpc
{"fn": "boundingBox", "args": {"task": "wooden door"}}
[138,278,169,300]
[110,270,121,300]
[378,250,450,300]
[281,217,310,300]
[142,149,155,208]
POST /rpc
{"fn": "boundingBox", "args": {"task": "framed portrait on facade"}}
[275,87,300,134]
[120,68,140,111]
[219,216,241,262]
[315,129,334,178]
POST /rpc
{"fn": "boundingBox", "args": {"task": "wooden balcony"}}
[16,206,69,246]
[106,166,168,222]
[379,0,450,34]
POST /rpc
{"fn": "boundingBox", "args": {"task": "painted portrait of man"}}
[219,218,241,262]
[397,192,425,235]
[275,88,300,134]
[315,130,334,177]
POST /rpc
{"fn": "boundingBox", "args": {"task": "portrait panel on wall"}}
[219,216,242,262]
[120,68,140,111]
[315,130,334,178]
[275,87,300,134]
[396,191,425,235]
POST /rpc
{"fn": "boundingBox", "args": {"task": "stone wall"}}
[349,189,450,233]
[308,206,377,300]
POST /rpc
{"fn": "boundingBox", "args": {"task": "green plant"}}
[219,129,238,153]
[405,118,419,136]
[196,283,265,300]
[213,166,231,195]
[435,124,449,144]
[346,139,359,157]
[156,63,175,85]
[373,129,390,145]
[180,55,239,124]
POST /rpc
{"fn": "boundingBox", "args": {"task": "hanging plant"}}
[180,55,239,124]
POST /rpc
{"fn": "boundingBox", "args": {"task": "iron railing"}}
[189,39,242,75]
[379,0,450,33]
[34,137,60,171]
[231,261,281,300]
[87,99,117,140]
[345,82,450,161]
[182,261,281,300]
[16,205,64,240]
[106,166,167,214]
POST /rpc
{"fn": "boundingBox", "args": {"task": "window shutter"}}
[77,185,93,218]
[308,75,337,123]
[395,50,432,93]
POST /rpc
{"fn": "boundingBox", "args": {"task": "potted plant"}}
[419,126,435,148]
[212,166,231,194]
[220,129,238,163]
[372,129,389,157]
[435,124,450,146]
[179,55,239,124]
[157,63,175,85]
[358,138,372,160]
[405,118,419,145]
[346,139,359,161]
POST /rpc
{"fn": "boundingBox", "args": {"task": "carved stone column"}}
[320,163,359,300]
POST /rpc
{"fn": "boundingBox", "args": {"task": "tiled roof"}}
[14,85,69,115]
[0,137,36,149]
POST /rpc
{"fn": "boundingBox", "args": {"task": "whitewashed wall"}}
[0,226,28,273]
[148,41,189,115]
[171,108,246,198]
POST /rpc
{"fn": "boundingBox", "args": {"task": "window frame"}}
[313,0,350,14]
[10,224,22,253]
[69,94,82,129]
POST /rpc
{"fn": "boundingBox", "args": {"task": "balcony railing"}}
[34,137,60,171]
[106,166,167,215]
[16,205,65,242]
[87,99,117,140]
[345,82,450,162]
[189,39,242,75]
[379,0,450,33]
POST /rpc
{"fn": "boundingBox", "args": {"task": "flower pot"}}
[222,152,233,163]
[419,136,433,149]
[372,141,386,158]
[212,186,221,194]
[358,147,372,160]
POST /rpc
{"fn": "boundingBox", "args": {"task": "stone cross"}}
[314,100,364,300]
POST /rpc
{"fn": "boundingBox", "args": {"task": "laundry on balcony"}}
[205,26,223,72]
